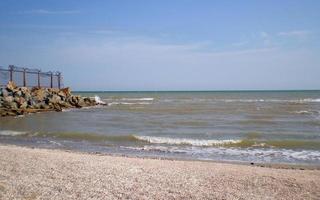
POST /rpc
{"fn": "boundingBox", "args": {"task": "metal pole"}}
[9,65,14,82]
[23,68,26,87]
[38,70,41,87]
[57,72,61,89]
[50,72,53,88]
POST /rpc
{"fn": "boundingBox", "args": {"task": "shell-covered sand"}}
[0,145,319,200]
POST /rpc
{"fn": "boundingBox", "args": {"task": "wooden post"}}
[37,70,41,88]
[23,68,26,87]
[50,72,53,88]
[9,65,14,82]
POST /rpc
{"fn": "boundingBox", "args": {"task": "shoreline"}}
[1,142,320,170]
[1,144,319,199]
[2,142,320,170]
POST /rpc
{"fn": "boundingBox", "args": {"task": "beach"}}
[0,145,319,200]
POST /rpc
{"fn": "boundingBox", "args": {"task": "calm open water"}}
[1,91,320,165]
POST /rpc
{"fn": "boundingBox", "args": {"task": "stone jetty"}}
[0,81,101,117]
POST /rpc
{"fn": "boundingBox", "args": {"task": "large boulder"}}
[19,101,28,109]
[49,94,62,104]
[32,88,49,102]
[1,88,10,97]
[59,87,71,98]
[3,96,18,109]
[6,81,17,92]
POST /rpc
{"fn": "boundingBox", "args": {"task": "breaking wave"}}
[134,136,320,149]
[221,98,320,103]
[3,131,320,150]
[108,102,152,106]
[121,98,154,101]
[125,145,320,163]
[134,136,242,146]
[0,130,28,136]
[94,96,107,105]
[293,110,319,115]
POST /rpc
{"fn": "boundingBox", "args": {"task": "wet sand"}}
[0,144,319,199]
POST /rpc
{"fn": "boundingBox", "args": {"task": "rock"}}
[14,97,25,106]
[2,89,10,97]
[32,88,49,102]
[3,96,14,107]
[14,90,22,97]
[19,87,30,95]
[76,98,86,108]
[0,82,102,117]
[39,102,50,110]
[20,101,28,109]
[60,87,71,97]
[6,81,17,91]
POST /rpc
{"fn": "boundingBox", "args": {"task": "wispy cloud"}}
[278,30,311,37]
[19,9,81,15]
[231,41,248,47]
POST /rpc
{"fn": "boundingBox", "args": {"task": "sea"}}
[1,91,320,165]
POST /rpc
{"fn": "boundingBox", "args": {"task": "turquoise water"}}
[0,91,320,165]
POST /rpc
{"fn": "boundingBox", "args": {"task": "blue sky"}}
[0,0,319,90]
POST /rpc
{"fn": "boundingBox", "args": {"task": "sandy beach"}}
[0,145,319,199]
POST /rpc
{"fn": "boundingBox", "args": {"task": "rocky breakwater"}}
[0,81,102,117]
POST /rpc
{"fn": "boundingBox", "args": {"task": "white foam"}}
[94,96,107,105]
[220,98,320,103]
[14,115,25,118]
[0,130,28,136]
[301,98,320,103]
[134,136,242,147]
[224,99,265,103]
[125,145,320,162]
[121,98,154,101]
[108,102,151,106]
[293,110,319,115]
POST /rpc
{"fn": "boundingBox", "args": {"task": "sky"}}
[0,0,319,91]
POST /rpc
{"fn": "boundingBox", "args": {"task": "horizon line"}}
[73,89,320,93]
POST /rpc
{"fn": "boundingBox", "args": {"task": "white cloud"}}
[19,9,81,15]
[278,30,311,37]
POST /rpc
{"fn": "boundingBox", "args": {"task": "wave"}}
[24,132,242,147]
[293,110,319,115]
[134,136,320,149]
[0,130,28,136]
[125,145,320,162]
[121,98,154,101]
[94,96,107,105]
[36,132,142,142]
[134,136,242,146]
[156,98,320,104]
[108,102,151,106]
[221,98,320,103]
[3,130,320,150]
